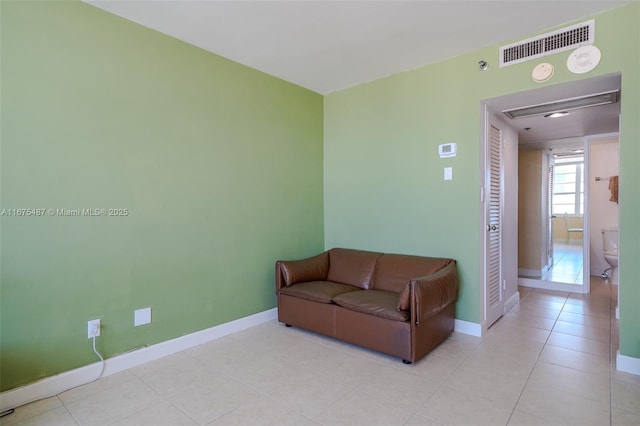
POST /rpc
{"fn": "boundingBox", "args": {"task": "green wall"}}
[324,4,640,356]
[2,1,639,393]
[0,1,324,391]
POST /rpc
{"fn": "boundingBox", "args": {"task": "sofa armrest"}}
[275,251,330,291]
[409,260,458,326]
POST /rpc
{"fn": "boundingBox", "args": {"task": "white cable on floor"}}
[3,329,106,415]
[92,333,106,381]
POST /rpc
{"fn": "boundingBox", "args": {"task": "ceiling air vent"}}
[499,19,594,67]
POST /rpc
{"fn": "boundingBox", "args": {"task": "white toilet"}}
[601,227,618,282]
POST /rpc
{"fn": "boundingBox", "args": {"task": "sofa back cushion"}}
[327,248,382,289]
[373,254,451,294]
[281,251,329,286]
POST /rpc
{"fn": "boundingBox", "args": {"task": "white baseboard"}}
[518,277,587,294]
[518,268,542,278]
[0,308,278,411]
[617,351,640,376]
[454,319,482,337]
[505,291,520,313]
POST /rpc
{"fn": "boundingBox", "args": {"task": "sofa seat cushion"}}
[279,281,360,304]
[332,290,409,322]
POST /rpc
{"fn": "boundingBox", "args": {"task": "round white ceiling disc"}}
[532,63,554,83]
[567,45,601,74]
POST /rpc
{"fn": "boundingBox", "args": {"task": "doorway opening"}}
[545,153,585,284]
[518,150,586,285]
[480,73,621,329]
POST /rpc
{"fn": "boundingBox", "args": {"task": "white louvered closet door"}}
[486,122,504,327]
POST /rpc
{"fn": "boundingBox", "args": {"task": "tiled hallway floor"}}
[2,277,639,426]
[541,243,583,285]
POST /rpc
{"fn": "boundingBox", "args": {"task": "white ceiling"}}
[84,0,625,147]
[85,0,629,95]
[511,100,620,148]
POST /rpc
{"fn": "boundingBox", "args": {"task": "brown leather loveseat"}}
[275,248,458,364]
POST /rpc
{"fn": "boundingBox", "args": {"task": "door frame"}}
[546,151,554,272]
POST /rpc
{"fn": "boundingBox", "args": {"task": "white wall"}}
[588,135,619,276]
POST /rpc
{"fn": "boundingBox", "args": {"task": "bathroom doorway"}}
[549,151,589,286]
[545,151,585,285]
[518,142,588,290]
[586,134,620,280]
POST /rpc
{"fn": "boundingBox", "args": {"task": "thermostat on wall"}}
[439,143,457,158]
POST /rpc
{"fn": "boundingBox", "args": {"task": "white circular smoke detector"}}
[532,63,554,83]
[567,45,601,74]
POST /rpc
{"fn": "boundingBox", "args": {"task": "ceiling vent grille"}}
[499,19,594,67]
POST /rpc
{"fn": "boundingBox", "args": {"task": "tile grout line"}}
[405,336,481,425]
[504,289,568,425]
[58,395,81,426]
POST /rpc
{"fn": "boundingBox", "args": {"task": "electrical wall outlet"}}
[87,319,101,338]
[134,307,151,326]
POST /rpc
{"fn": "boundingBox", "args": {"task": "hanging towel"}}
[609,175,619,203]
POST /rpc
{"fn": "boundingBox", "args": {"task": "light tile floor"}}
[2,277,639,426]
[541,243,583,285]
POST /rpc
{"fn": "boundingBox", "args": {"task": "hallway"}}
[542,243,584,285]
